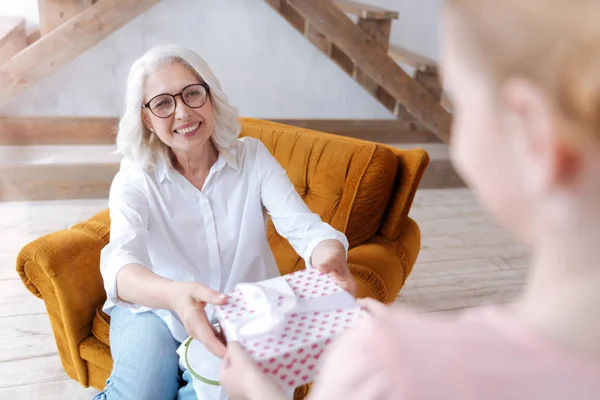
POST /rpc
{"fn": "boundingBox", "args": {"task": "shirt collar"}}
[157,144,238,183]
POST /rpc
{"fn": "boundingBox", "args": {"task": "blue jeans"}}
[93,307,197,400]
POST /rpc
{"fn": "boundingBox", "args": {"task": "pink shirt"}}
[309,306,600,399]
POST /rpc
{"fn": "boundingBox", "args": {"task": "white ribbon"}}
[222,275,356,341]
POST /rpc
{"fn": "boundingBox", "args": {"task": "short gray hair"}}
[116,44,241,169]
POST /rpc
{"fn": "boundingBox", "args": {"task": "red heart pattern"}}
[214,268,366,390]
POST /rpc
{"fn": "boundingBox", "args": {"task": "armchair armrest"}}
[16,217,110,385]
[348,217,421,303]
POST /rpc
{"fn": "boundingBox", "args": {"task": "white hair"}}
[116,44,241,169]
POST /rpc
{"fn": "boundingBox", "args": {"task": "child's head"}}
[442,0,600,244]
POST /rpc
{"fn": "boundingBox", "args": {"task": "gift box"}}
[215,268,365,391]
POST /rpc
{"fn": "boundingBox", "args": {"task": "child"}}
[219,0,600,398]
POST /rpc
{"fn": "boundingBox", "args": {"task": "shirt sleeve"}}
[100,167,153,309]
[253,139,349,268]
[308,314,394,400]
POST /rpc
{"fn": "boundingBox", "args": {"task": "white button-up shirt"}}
[100,137,348,342]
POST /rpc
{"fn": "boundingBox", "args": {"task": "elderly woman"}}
[93,44,356,400]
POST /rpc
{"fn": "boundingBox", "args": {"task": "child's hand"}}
[220,341,287,400]
[357,297,389,316]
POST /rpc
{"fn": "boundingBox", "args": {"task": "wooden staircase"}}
[0,0,461,202]
[0,0,160,108]
[267,0,452,142]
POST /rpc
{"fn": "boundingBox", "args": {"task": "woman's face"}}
[142,62,216,155]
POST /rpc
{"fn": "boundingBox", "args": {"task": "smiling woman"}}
[116,45,240,171]
[93,44,356,400]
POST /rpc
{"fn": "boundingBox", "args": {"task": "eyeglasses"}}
[143,83,210,118]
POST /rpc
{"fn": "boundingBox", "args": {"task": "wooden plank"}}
[334,0,399,20]
[304,22,332,56]
[329,43,354,75]
[417,243,529,264]
[0,355,71,389]
[397,283,523,312]
[0,334,58,363]
[404,269,527,295]
[353,18,391,96]
[287,0,452,142]
[0,297,46,318]
[0,379,99,400]
[388,43,438,73]
[0,116,117,145]
[268,119,441,143]
[0,0,161,109]
[0,314,53,339]
[415,70,443,100]
[0,279,31,299]
[0,162,118,201]
[0,17,27,65]
[38,0,94,36]
[266,0,305,32]
[408,258,526,280]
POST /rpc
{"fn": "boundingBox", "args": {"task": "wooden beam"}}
[38,0,95,35]
[0,116,117,145]
[287,0,451,142]
[0,0,161,110]
[0,17,27,64]
[353,18,392,96]
[269,119,442,143]
[334,0,399,20]
[0,117,440,145]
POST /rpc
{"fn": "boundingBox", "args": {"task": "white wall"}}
[0,0,441,119]
[0,0,39,33]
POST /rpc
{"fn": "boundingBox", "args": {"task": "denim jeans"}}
[93,307,197,400]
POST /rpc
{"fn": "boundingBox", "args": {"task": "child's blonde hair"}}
[447,0,600,143]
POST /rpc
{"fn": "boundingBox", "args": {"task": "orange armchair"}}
[17,118,429,397]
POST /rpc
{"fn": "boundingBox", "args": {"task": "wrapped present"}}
[215,268,365,391]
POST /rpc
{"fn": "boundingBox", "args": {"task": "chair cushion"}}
[240,118,398,274]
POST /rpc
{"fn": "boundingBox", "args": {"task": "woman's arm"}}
[116,263,184,310]
[254,139,349,267]
[100,169,157,308]
[101,169,228,356]
[254,140,356,294]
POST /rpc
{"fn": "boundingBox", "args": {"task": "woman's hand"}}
[311,239,358,297]
[221,341,288,400]
[168,281,229,357]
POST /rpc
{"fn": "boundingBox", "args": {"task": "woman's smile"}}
[174,121,201,137]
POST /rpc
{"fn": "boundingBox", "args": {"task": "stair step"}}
[388,43,438,73]
[0,145,119,201]
[0,17,27,64]
[334,0,399,20]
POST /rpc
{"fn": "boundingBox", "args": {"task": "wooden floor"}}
[0,188,529,398]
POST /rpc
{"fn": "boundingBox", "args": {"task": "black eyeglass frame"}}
[143,82,211,118]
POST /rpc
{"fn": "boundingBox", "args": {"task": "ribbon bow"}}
[222,275,356,341]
